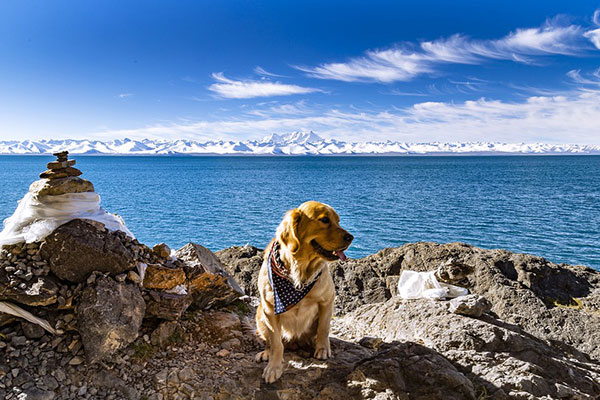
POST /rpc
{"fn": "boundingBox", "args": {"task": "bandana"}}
[267,241,321,315]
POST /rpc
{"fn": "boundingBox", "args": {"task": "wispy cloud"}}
[297,15,598,83]
[254,66,287,78]
[208,72,322,99]
[118,93,134,98]
[94,74,600,144]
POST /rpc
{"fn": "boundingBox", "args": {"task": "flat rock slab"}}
[40,219,134,283]
[77,276,145,363]
[29,176,94,196]
[0,269,59,306]
[334,297,600,399]
[143,264,186,290]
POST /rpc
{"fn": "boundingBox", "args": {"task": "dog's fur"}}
[255,201,353,383]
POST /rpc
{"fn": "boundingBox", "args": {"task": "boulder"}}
[333,297,600,399]
[448,294,491,317]
[145,290,193,321]
[40,219,134,283]
[77,276,145,363]
[142,264,186,290]
[215,244,263,297]
[188,272,241,309]
[29,177,94,197]
[221,242,600,362]
[152,243,171,259]
[177,243,244,307]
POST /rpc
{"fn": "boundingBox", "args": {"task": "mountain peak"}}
[261,131,324,145]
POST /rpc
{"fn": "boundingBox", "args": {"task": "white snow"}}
[1,132,599,155]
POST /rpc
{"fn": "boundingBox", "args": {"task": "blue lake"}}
[0,155,598,270]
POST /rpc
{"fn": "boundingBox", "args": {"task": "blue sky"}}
[1,1,600,143]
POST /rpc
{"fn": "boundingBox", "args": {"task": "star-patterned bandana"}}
[267,241,321,315]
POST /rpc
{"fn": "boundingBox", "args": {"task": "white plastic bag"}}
[397,270,468,300]
[0,191,134,246]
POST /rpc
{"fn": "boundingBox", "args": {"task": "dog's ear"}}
[277,208,303,253]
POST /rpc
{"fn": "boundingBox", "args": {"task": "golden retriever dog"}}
[255,201,353,383]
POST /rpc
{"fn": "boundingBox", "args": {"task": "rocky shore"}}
[1,155,599,399]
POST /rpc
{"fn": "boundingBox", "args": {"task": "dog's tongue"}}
[335,250,347,261]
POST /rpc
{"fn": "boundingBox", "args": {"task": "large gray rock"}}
[177,243,244,309]
[77,276,145,363]
[216,244,263,298]
[222,242,600,362]
[40,219,135,283]
[333,297,600,399]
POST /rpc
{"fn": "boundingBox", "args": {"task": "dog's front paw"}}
[314,345,331,360]
[262,361,284,383]
[255,350,269,362]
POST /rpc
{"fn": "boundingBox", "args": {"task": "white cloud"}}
[253,66,287,78]
[584,28,600,49]
[93,78,600,144]
[208,72,322,99]
[298,18,596,82]
[118,93,133,98]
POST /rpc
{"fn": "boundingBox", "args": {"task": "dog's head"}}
[276,201,353,263]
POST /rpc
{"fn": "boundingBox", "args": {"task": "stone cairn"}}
[39,151,81,180]
[0,154,243,399]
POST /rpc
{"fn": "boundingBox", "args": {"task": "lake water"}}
[0,155,598,269]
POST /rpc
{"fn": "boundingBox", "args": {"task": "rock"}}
[77,276,145,363]
[145,290,193,320]
[39,166,82,179]
[40,219,134,283]
[11,335,27,346]
[0,269,59,306]
[152,243,171,259]
[216,244,263,297]
[29,176,94,196]
[222,241,600,363]
[333,296,600,399]
[150,321,178,347]
[20,387,55,400]
[177,242,244,294]
[128,270,142,284]
[188,272,241,309]
[448,294,491,317]
[47,159,76,170]
[143,264,186,290]
[216,349,229,357]
[21,322,46,339]
[69,356,84,365]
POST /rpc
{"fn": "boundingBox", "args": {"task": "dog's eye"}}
[320,217,330,224]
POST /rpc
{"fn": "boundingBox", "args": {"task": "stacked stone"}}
[39,151,82,180]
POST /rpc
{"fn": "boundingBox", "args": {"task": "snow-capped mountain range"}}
[1,132,599,155]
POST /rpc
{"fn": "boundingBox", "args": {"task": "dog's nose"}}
[344,233,354,243]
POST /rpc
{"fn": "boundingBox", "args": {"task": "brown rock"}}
[40,219,134,283]
[53,151,68,158]
[188,272,241,309]
[143,264,186,290]
[77,276,145,363]
[29,177,94,196]
[152,243,171,259]
[39,166,82,179]
[150,320,177,346]
[47,160,76,170]
[145,290,193,320]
